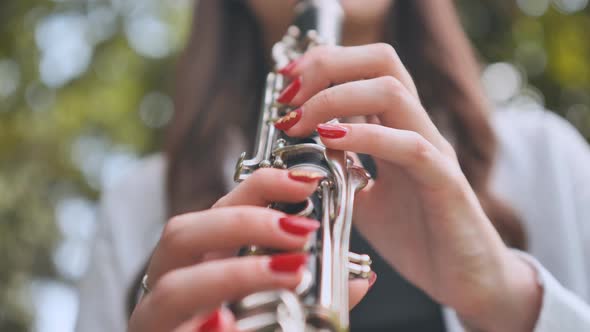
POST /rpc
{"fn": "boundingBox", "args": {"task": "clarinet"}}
[233,1,372,330]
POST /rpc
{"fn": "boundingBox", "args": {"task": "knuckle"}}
[445,168,471,201]
[366,126,386,146]
[228,207,253,226]
[374,43,399,68]
[409,133,434,163]
[309,45,332,68]
[447,163,470,187]
[228,263,254,285]
[160,215,185,248]
[250,167,273,182]
[219,259,265,294]
[247,168,279,188]
[379,75,404,93]
[313,88,337,110]
[227,206,274,232]
[439,139,458,160]
[375,43,398,59]
[377,76,406,108]
[150,271,180,305]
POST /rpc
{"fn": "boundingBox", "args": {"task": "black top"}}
[349,227,445,332]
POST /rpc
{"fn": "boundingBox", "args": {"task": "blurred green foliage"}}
[0,1,589,331]
[459,0,590,135]
[0,1,189,330]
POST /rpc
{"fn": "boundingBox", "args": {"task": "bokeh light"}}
[518,0,551,17]
[36,13,93,87]
[481,62,524,105]
[139,91,174,128]
[553,0,589,13]
[125,14,174,59]
[514,41,548,77]
[25,81,55,112]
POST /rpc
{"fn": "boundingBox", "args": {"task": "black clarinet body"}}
[232,2,372,331]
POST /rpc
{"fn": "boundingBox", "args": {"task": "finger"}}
[280,77,446,150]
[280,43,418,106]
[214,168,321,208]
[317,123,461,189]
[173,308,236,332]
[349,278,370,310]
[140,254,306,331]
[148,207,319,284]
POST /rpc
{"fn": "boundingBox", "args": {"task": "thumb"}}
[349,272,376,310]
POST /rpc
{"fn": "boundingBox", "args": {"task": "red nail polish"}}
[278,59,301,76]
[269,253,308,273]
[279,217,320,236]
[288,169,324,183]
[196,310,221,332]
[277,76,302,104]
[368,272,377,289]
[317,123,348,139]
[274,108,302,131]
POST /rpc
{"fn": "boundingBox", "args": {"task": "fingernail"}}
[278,59,301,76]
[368,272,377,289]
[196,309,221,332]
[269,253,308,273]
[277,76,302,104]
[279,216,320,236]
[288,169,324,183]
[317,123,348,139]
[274,108,302,131]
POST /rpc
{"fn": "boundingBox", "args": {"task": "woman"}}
[76,1,590,331]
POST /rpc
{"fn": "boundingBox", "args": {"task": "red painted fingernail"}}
[279,217,320,236]
[288,169,324,183]
[368,272,377,289]
[317,123,348,139]
[274,108,302,131]
[196,309,221,332]
[278,59,301,76]
[269,253,308,273]
[277,76,302,104]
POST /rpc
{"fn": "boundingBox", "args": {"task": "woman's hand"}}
[129,168,370,332]
[276,44,542,332]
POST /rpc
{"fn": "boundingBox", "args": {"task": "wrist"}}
[459,249,542,332]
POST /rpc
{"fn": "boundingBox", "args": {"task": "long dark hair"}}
[129,0,527,316]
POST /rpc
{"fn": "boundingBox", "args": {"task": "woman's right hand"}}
[128,168,324,332]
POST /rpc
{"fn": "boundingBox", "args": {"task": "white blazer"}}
[75,108,590,331]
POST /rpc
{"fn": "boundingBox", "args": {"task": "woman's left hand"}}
[276,43,542,332]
